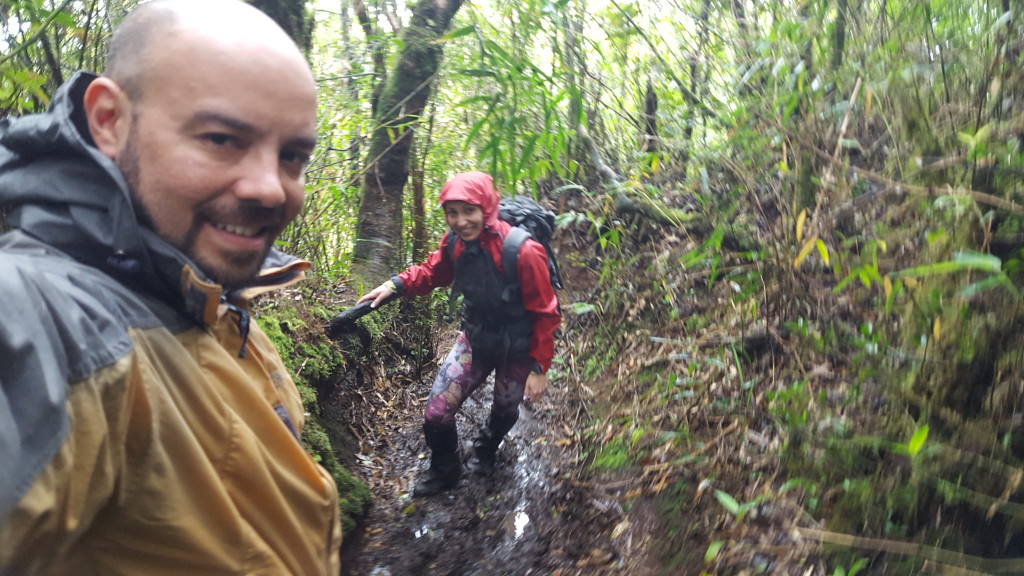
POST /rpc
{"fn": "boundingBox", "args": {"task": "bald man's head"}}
[84,0,317,288]
[104,0,308,101]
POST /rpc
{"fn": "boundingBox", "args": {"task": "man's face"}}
[116,34,317,289]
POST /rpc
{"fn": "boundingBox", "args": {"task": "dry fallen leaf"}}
[611,519,631,539]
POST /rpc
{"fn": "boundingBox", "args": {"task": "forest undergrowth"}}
[249,32,1024,572]
[545,120,1024,573]
[254,101,1024,572]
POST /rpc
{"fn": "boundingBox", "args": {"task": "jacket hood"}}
[0,72,142,259]
[439,172,501,228]
[0,72,306,321]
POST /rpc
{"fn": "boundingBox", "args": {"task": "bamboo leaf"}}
[796,209,806,244]
[51,11,76,28]
[455,95,496,107]
[815,239,830,266]
[908,425,929,457]
[974,123,992,144]
[885,278,902,315]
[463,117,490,150]
[714,490,741,515]
[705,540,726,563]
[891,253,1000,279]
[457,68,497,78]
[959,276,1020,299]
[954,250,1001,272]
[482,39,512,63]
[516,133,541,178]
[794,236,817,267]
[435,24,476,42]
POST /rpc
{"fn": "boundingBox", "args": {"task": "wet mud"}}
[341,373,619,576]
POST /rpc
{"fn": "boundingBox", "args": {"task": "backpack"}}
[446,195,564,292]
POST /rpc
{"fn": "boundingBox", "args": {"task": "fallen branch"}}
[796,527,1024,574]
[813,147,1024,216]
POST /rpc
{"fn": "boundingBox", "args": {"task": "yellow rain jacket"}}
[0,73,341,574]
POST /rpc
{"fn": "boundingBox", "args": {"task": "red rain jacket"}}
[395,172,561,372]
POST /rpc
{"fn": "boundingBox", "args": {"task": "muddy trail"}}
[320,226,832,576]
[337,342,635,576]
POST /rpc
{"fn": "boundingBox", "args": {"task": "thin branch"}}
[607,0,718,119]
[0,0,76,67]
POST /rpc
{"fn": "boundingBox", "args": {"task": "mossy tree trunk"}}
[350,0,464,284]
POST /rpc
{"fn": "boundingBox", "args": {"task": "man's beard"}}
[116,122,279,290]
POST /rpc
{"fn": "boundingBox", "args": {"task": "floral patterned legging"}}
[423,331,533,428]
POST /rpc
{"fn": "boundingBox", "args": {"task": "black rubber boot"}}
[413,424,462,497]
[467,411,518,476]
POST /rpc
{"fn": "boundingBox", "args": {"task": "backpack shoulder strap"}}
[501,226,531,285]
[445,230,457,263]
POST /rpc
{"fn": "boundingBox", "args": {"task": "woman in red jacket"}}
[360,172,561,496]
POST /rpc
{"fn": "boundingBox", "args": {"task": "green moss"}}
[303,420,372,535]
[254,294,372,536]
[582,335,619,381]
[591,437,631,470]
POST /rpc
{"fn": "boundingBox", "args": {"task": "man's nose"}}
[235,149,287,206]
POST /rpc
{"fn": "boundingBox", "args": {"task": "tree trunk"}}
[680,0,711,176]
[831,0,848,70]
[350,0,464,283]
[642,80,658,154]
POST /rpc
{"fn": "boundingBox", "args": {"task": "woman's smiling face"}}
[444,201,485,241]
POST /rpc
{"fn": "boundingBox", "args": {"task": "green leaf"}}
[958,276,1013,299]
[463,117,490,149]
[714,489,741,515]
[46,10,76,28]
[569,302,598,315]
[457,68,497,78]
[455,95,495,107]
[908,425,929,456]
[953,250,1001,272]
[815,239,830,266]
[973,123,992,145]
[705,540,726,563]
[516,133,540,177]
[891,252,1001,279]
[435,24,476,42]
[482,40,513,65]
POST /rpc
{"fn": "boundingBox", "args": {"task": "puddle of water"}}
[414,524,445,539]
[514,509,530,539]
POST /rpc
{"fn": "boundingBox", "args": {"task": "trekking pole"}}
[324,292,399,340]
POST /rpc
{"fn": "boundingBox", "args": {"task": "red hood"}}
[439,172,501,228]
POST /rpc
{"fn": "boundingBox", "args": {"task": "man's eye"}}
[281,150,311,165]
[204,133,234,146]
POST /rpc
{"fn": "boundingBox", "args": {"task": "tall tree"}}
[350,0,464,283]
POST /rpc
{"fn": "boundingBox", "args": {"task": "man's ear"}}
[82,77,132,160]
